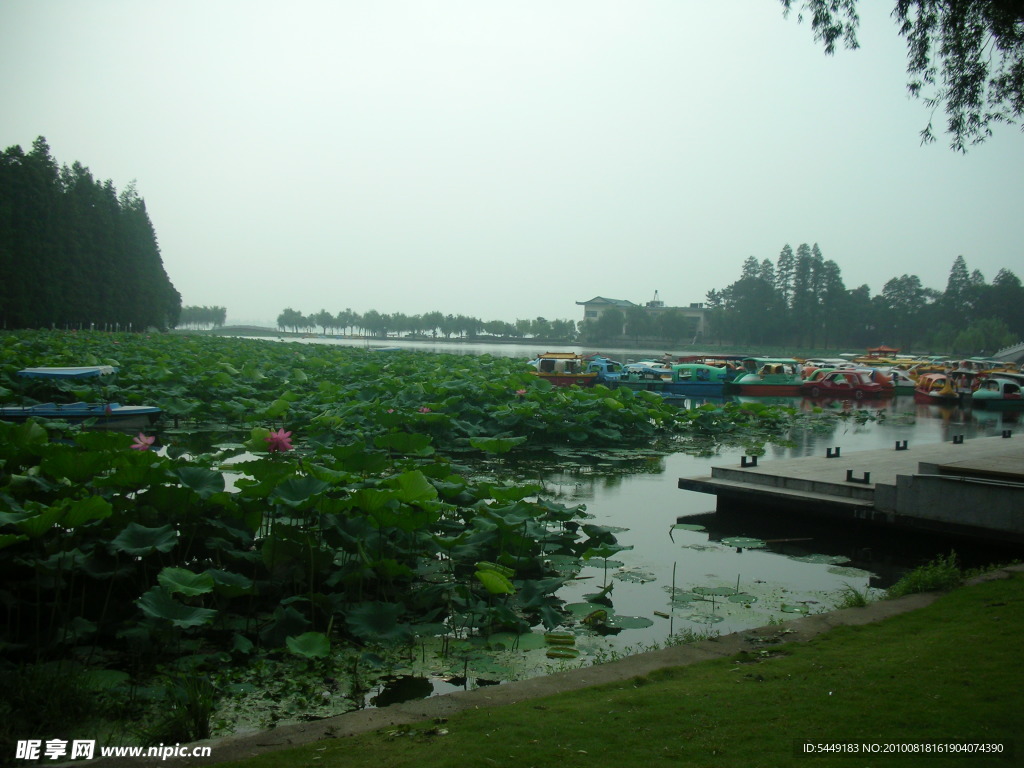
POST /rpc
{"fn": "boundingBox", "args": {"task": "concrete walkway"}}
[678,434,1024,541]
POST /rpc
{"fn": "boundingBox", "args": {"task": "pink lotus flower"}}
[515,389,527,397]
[131,433,155,451]
[265,428,294,452]
[418,406,432,413]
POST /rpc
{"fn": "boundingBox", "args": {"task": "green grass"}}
[886,552,963,599]
[218,572,1022,768]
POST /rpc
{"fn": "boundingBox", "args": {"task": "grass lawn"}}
[218,571,1021,768]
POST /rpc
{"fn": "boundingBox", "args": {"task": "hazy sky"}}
[2,1,1022,327]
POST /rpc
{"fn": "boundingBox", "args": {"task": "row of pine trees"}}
[0,137,181,330]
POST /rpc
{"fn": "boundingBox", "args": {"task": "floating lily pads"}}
[545,646,580,659]
[721,536,767,549]
[603,615,654,630]
[680,543,724,552]
[613,567,657,584]
[664,588,703,605]
[789,554,851,565]
[684,613,725,624]
[543,554,582,576]
[827,565,873,578]
[671,523,707,532]
[693,586,737,597]
[565,602,608,618]
[728,593,758,604]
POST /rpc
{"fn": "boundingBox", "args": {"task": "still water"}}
[248,337,1022,666]
[540,395,1021,654]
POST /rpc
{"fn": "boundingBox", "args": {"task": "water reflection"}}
[525,393,1024,653]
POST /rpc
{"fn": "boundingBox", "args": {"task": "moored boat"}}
[726,358,803,396]
[801,369,888,399]
[528,353,598,387]
[1,366,162,430]
[0,401,162,430]
[971,373,1024,409]
[912,372,959,404]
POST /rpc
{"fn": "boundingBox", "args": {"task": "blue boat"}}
[616,363,731,398]
[1,366,161,430]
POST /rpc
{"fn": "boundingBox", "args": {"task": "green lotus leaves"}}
[273,475,330,505]
[136,587,217,628]
[207,569,256,597]
[174,466,226,498]
[475,568,515,595]
[157,567,216,597]
[693,586,737,597]
[110,523,178,556]
[721,536,767,549]
[603,614,654,629]
[728,593,758,604]
[790,554,851,565]
[374,432,435,455]
[0,533,29,551]
[469,435,527,454]
[286,631,331,659]
[582,543,632,561]
[685,613,725,624]
[346,602,413,644]
[392,469,439,504]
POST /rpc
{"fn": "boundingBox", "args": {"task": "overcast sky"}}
[2,1,1022,327]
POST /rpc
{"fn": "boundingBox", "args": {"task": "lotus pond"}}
[1,330,1019,744]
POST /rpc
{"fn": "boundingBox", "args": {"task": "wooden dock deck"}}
[677,434,1024,542]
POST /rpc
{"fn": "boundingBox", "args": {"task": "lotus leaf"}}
[0,533,29,551]
[565,602,607,618]
[392,469,439,504]
[690,586,732,597]
[158,567,216,597]
[286,631,331,659]
[109,523,178,556]
[685,613,725,624]
[603,615,655,629]
[273,475,331,505]
[174,466,226,498]
[474,568,515,595]
[721,536,767,549]
[545,646,580,659]
[728,593,758,604]
[136,587,217,628]
[346,601,413,644]
[789,553,851,565]
[613,567,656,584]
[468,436,527,454]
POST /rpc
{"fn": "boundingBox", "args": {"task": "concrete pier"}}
[677,434,1024,543]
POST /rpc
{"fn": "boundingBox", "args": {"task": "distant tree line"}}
[0,137,181,330]
[178,305,227,329]
[705,244,1024,354]
[276,308,580,341]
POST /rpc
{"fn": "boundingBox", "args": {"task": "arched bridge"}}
[994,342,1024,365]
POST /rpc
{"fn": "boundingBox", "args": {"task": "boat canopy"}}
[18,366,118,379]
